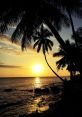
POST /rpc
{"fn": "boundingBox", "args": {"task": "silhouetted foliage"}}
[72,27,82,45]
[33,24,64,81]
[0,0,69,47]
[33,24,53,54]
[53,40,78,80]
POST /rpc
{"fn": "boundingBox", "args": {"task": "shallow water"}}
[0,77,62,117]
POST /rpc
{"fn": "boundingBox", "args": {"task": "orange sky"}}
[0,17,82,78]
[0,35,69,77]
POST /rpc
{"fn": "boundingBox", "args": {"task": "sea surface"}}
[0,77,63,117]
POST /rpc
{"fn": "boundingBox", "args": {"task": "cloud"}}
[0,34,39,56]
[0,61,22,69]
[0,34,22,46]
[0,43,21,55]
[0,35,23,55]
[0,64,22,69]
[0,62,4,65]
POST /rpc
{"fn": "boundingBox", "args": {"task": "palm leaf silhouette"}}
[53,40,78,80]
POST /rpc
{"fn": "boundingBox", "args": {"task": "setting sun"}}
[32,64,43,74]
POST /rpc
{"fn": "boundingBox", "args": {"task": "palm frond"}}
[33,40,40,49]
[33,24,53,54]
[56,57,67,70]
[43,29,53,37]
[44,42,49,52]
[32,35,39,41]
[42,44,46,55]
[48,43,52,51]
[37,41,42,53]
[11,21,23,42]
[21,32,31,51]
[53,50,65,57]
[47,39,53,46]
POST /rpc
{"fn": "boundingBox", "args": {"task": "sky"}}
[0,17,82,77]
[0,34,69,77]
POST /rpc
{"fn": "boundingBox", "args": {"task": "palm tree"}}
[53,0,82,76]
[54,0,82,47]
[0,0,70,53]
[72,27,82,76]
[0,0,82,75]
[53,40,77,80]
[33,24,64,82]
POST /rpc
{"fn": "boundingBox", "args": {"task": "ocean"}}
[0,77,63,117]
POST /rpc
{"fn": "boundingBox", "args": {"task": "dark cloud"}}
[0,65,22,68]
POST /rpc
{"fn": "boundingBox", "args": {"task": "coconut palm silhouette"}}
[33,24,64,81]
[53,40,78,80]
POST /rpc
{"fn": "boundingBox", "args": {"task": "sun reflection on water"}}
[27,96,49,114]
[26,77,51,114]
[34,77,42,88]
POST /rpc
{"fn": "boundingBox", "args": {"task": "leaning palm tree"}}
[33,24,64,82]
[53,40,77,80]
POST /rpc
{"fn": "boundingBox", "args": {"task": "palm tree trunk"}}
[44,54,65,82]
[44,19,68,53]
[67,9,78,47]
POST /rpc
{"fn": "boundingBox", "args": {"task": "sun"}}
[32,64,43,73]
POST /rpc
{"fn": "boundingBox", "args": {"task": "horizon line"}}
[0,76,69,78]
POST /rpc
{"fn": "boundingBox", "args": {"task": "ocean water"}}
[0,77,62,117]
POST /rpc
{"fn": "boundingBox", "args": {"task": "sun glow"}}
[32,64,43,74]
